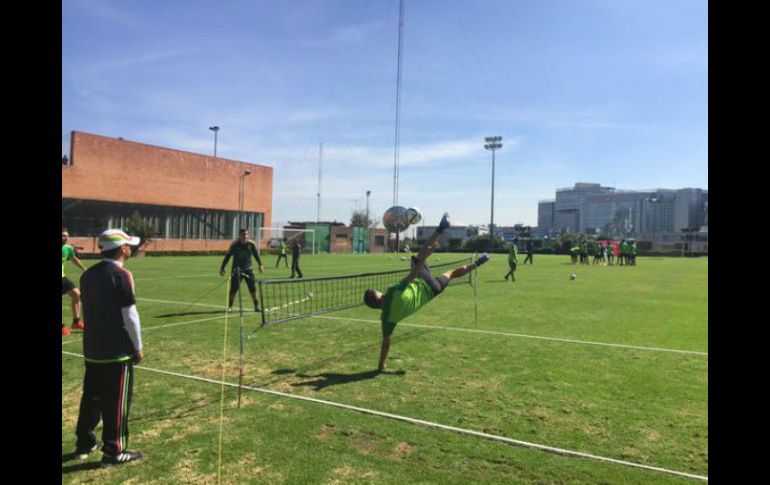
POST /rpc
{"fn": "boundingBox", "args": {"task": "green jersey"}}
[380,278,435,337]
[279,242,287,255]
[508,244,518,264]
[62,245,76,278]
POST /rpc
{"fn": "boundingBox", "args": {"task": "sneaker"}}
[101,451,142,466]
[62,326,71,336]
[74,442,101,460]
[475,253,490,266]
[438,212,451,233]
[72,321,85,330]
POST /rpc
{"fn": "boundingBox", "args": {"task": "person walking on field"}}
[504,240,518,281]
[522,240,534,265]
[62,228,87,335]
[290,240,303,278]
[74,229,144,466]
[276,237,289,268]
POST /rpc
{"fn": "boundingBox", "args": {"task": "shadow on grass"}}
[132,396,215,423]
[61,458,103,473]
[291,369,406,390]
[251,328,431,388]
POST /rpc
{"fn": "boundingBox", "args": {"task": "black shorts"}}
[508,261,517,271]
[416,262,449,296]
[229,269,257,294]
[62,277,77,295]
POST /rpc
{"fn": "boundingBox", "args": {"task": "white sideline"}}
[60,350,707,481]
[136,297,708,356]
[312,316,709,357]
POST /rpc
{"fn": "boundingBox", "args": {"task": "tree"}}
[350,209,377,228]
[126,210,155,253]
[464,234,506,252]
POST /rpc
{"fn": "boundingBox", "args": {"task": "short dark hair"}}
[101,247,123,259]
[239,228,248,234]
[364,289,380,309]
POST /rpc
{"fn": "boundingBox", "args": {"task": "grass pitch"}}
[62,253,707,484]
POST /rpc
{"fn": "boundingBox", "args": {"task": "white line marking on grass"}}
[135,273,215,282]
[61,338,82,346]
[60,350,707,481]
[312,316,708,357]
[137,297,225,309]
[143,315,230,331]
[135,297,707,356]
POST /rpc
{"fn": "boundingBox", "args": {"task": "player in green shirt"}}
[62,228,87,335]
[276,238,288,268]
[363,213,489,372]
[504,240,518,281]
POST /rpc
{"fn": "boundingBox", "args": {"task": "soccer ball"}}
[404,207,422,225]
[570,274,577,280]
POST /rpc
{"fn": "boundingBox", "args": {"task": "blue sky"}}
[62,0,708,229]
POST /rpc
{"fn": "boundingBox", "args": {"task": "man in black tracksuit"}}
[74,229,143,466]
[220,228,265,312]
[290,240,303,278]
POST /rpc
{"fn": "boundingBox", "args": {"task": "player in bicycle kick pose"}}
[363,213,489,372]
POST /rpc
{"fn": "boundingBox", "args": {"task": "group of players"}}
[569,239,638,266]
[62,228,306,334]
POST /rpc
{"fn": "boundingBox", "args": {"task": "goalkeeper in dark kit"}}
[363,213,489,371]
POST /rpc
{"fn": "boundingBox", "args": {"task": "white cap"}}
[98,229,141,251]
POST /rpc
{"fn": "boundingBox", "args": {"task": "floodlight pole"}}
[366,190,371,253]
[484,136,503,246]
[209,126,219,158]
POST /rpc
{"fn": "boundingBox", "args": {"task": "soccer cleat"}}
[72,321,85,330]
[475,253,490,266]
[74,442,101,460]
[437,212,451,233]
[62,325,71,336]
[101,450,143,466]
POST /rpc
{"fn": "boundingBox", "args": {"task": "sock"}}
[72,317,81,324]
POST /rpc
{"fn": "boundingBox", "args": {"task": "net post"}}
[472,253,479,328]
[258,278,266,327]
[236,268,244,409]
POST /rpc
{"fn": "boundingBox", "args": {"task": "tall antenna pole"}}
[317,142,322,223]
[393,0,404,208]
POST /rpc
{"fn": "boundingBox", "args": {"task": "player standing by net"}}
[220,228,264,312]
[62,228,87,335]
[363,213,489,372]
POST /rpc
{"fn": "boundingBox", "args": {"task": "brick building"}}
[62,131,273,253]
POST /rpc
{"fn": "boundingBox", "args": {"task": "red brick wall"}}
[63,131,272,228]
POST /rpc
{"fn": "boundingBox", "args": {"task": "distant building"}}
[62,131,272,254]
[537,201,555,231]
[537,182,707,250]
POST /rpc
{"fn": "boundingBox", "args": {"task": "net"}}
[258,257,473,326]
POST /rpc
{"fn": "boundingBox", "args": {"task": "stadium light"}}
[209,126,220,157]
[484,136,503,240]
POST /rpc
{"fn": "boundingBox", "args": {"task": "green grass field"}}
[61,253,708,484]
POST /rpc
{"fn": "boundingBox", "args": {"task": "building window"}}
[375,235,385,246]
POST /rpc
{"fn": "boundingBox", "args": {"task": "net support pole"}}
[472,254,479,328]
[237,268,245,409]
